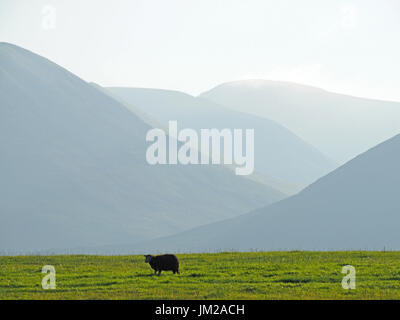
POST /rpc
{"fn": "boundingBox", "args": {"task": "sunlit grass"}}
[1,251,400,299]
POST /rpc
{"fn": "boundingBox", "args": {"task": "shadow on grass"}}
[135,273,158,277]
[275,278,312,284]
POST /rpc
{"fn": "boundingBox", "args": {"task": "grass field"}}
[1,251,400,299]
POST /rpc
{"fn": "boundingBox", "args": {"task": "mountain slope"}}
[139,133,400,252]
[0,43,282,252]
[200,80,400,163]
[107,87,336,189]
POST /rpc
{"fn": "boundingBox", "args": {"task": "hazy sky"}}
[1,0,399,101]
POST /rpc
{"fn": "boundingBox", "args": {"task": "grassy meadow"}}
[1,251,400,299]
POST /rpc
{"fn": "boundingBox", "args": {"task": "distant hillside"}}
[139,133,400,252]
[107,87,336,189]
[200,80,400,163]
[0,43,283,253]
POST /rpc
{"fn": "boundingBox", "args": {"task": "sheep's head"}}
[144,255,153,263]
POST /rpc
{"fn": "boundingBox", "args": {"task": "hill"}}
[107,87,335,189]
[0,43,282,253]
[200,80,400,163]
[140,134,400,252]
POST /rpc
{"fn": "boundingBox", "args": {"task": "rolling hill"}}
[0,43,283,253]
[200,80,400,163]
[139,133,400,252]
[107,87,336,189]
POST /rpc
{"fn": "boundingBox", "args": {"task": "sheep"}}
[144,254,180,276]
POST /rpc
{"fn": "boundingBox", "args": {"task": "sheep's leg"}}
[158,271,162,276]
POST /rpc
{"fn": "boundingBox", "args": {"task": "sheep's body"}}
[145,254,180,275]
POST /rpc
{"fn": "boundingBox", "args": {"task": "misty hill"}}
[107,87,336,189]
[0,43,283,253]
[139,133,400,252]
[200,80,400,163]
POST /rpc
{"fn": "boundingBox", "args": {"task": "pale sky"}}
[1,0,399,101]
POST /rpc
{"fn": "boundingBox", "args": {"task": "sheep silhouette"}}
[144,254,180,276]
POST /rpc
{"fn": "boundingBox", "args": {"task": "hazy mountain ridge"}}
[200,79,400,163]
[0,43,283,252]
[2,42,399,254]
[137,133,400,252]
[107,87,336,189]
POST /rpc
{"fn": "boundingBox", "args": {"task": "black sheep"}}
[144,254,180,276]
